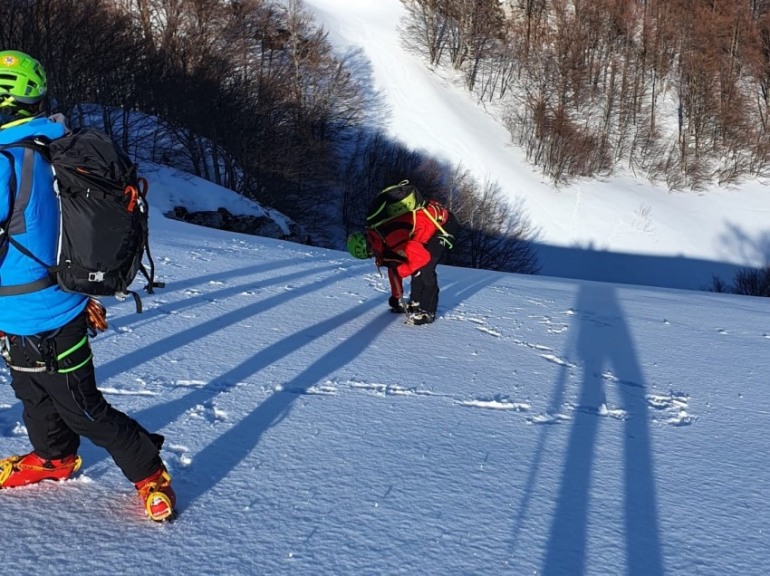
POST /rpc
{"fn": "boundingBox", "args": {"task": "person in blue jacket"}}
[0,50,175,521]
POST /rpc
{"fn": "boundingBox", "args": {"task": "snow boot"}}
[408,310,435,325]
[0,452,82,488]
[135,466,176,522]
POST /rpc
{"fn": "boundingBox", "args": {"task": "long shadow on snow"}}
[77,260,360,470]
[439,269,504,308]
[107,256,331,333]
[82,263,379,469]
[96,262,346,381]
[0,259,341,459]
[140,297,383,511]
[536,284,664,576]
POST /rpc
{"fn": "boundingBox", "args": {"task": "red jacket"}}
[366,201,449,298]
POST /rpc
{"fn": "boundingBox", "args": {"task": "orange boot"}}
[0,452,82,488]
[135,466,176,522]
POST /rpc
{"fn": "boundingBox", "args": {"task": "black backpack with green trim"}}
[365,180,425,229]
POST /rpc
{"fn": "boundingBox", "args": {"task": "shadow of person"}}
[542,284,664,576]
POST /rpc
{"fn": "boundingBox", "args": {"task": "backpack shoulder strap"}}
[0,144,56,296]
[0,137,52,162]
[420,204,449,237]
[0,148,19,258]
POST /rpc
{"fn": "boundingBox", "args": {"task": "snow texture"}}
[2,1,769,575]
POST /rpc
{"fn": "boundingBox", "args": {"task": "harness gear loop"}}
[0,332,92,374]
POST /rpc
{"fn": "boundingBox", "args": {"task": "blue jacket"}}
[0,116,87,335]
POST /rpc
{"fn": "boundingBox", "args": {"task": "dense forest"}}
[3,0,769,282]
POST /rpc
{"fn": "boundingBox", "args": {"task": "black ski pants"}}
[410,217,459,315]
[5,311,163,483]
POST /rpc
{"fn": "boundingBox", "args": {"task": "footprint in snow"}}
[647,392,695,426]
[538,353,576,368]
[527,412,571,425]
[188,401,227,424]
[458,395,530,412]
[165,444,193,468]
[476,325,502,337]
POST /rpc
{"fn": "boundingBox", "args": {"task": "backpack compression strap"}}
[420,206,452,247]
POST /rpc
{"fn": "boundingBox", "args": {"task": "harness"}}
[0,329,92,374]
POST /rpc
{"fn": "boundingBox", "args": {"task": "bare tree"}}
[401,0,452,66]
[445,172,539,273]
[400,0,770,188]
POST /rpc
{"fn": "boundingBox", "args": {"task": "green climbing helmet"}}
[0,50,47,117]
[347,232,370,260]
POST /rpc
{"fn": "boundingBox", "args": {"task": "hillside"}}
[303,0,770,291]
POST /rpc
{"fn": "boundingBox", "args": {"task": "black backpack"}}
[0,127,162,312]
[365,180,425,229]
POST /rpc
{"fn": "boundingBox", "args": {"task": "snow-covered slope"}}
[2,207,769,575]
[303,0,770,290]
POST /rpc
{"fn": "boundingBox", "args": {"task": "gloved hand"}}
[388,296,404,313]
